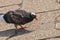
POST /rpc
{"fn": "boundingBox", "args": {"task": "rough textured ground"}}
[0,0,60,40]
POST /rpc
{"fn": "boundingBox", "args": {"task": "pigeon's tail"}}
[0,13,5,22]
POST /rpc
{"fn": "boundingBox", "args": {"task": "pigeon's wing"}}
[10,10,31,24]
[10,11,23,24]
[15,10,30,17]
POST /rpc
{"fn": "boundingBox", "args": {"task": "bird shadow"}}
[0,28,33,40]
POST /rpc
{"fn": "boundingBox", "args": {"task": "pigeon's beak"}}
[35,17,38,20]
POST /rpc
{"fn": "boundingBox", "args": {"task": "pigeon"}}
[0,10,37,33]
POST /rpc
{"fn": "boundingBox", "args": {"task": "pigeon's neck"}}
[0,15,5,22]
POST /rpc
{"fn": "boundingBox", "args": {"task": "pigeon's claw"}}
[15,25,28,32]
[15,29,19,32]
[20,25,28,29]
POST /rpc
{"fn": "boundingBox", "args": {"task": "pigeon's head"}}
[30,12,37,20]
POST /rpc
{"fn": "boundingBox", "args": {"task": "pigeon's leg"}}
[15,24,18,34]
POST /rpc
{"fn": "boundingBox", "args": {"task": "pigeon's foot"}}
[15,25,28,32]
[20,25,28,29]
[15,26,28,32]
[15,29,19,32]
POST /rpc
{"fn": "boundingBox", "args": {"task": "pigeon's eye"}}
[31,15,36,18]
